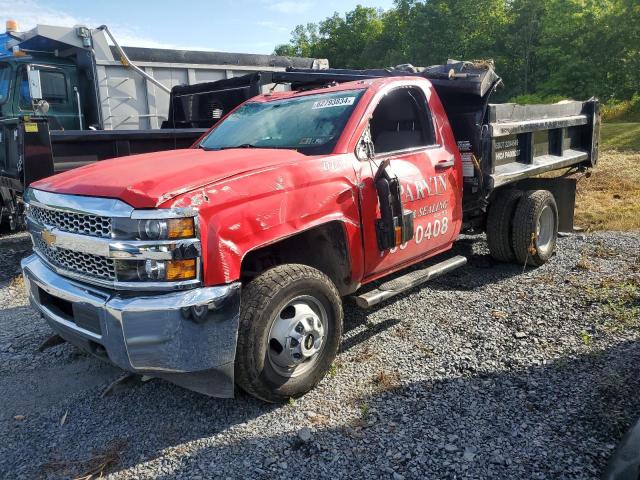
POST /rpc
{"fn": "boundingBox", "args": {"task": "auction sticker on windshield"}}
[312,97,356,109]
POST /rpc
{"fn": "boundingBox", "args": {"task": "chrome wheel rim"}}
[536,205,555,255]
[267,295,327,378]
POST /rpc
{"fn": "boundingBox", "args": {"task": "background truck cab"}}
[0,58,82,130]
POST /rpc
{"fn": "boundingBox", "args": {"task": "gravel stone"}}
[463,447,476,462]
[1,231,639,479]
[298,427,312,442]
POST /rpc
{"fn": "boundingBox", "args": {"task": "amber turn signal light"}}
[167,218,195,239]
[166,259,197,281]
[394,226,402,246]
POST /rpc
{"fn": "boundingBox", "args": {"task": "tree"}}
[274,23,319,57]
[273,0,638,101]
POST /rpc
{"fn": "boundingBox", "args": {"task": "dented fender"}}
[164,153,364,286]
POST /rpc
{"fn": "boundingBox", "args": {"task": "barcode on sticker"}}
[312,97,356,109]
[462,153,475,177]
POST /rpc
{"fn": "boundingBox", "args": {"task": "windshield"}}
[0,63,9,104]
[199,89,365,155]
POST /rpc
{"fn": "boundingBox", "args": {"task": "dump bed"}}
[485,100,599,187]
[457,98,600,216]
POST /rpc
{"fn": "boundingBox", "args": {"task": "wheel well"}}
[240,222,355,296]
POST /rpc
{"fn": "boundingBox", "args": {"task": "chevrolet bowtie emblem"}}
[41,229,57,248]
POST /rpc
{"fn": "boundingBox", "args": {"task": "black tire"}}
[486,189,523,262]
[235,264,343,403]
[511,190,559,267]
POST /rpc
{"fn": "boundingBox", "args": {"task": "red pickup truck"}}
[20,63,600,402]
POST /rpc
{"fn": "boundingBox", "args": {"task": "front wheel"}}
[235,264,343,403]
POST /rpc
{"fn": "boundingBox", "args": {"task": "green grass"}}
[600,123,640,151]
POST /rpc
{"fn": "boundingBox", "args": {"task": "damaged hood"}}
[31,147,309,208]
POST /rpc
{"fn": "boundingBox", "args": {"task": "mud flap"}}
[516,177,577,233]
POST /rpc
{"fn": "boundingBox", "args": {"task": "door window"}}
[19,68,68,107]
[40,71,68,103]
[369,87,435,154]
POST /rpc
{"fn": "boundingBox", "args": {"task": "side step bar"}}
[353,255,467,308]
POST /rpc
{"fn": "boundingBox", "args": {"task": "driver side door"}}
[356,85,461,280]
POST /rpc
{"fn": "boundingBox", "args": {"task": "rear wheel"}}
[511,190,559,267]
[235,264,343,403]
[486,189,523,262]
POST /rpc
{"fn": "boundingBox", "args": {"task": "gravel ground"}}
[1,231,639,479]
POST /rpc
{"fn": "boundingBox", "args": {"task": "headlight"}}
[116,259,197,282]
[112,217,195,240]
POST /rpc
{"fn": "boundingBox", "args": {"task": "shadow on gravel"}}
[137,340,640,480]
[342,236,526,330]
[0,234,31,284]
[7,339,637,479]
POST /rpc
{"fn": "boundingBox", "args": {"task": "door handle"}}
[435,158,455,170]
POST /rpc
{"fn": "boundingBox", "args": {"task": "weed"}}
[584,277,640,330]
[328,363,337,378]
[359,402,370,418]
[373,370,401,391]
[591,242,618,259]
[491,309,509,319]
[8,275,24,290]
[42,438,128,480]
[580,330,593,345]
[576,253,595,271]
[535,273,556,284]
[414,342,435,356]
[392,327,411,340]
[288,397,297,407]
[358,345,376,360]
[309,413,330,426]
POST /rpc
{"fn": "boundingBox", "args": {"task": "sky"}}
[1,0,395,54]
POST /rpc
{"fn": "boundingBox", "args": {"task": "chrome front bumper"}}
[21,254,241,397]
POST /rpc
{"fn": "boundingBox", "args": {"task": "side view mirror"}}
[27,67,43,101]
[356,123,375,161]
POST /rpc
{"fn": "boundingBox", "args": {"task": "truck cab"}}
[0,57,82,130]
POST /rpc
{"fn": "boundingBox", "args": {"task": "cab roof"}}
[250,76,431,103]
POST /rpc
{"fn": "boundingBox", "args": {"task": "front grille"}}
[29,206,112,238]
[34,236,116,281]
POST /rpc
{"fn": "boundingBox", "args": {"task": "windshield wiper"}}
[201,144,291,151]
[216,143,260,150]
[198,143,256,151]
